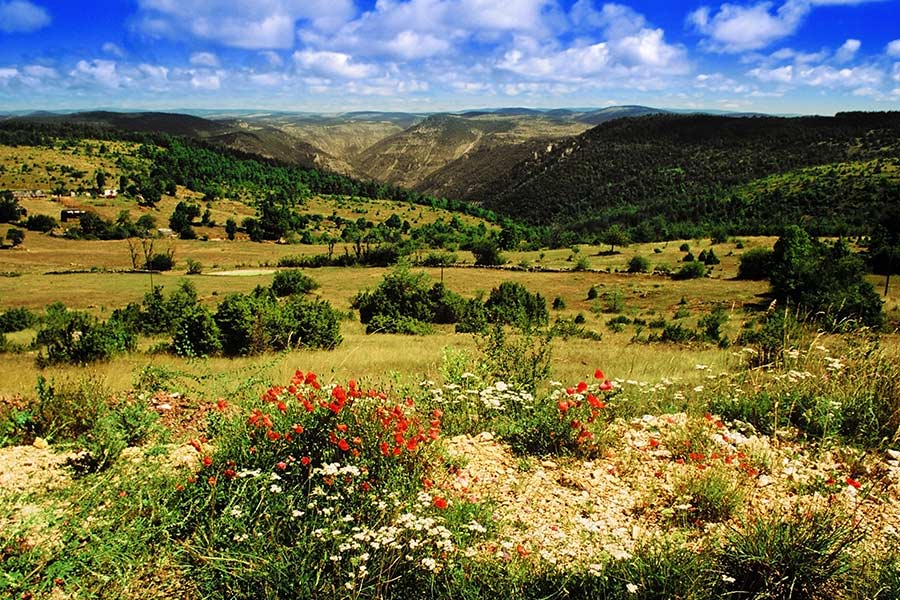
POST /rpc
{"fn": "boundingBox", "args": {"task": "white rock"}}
[32,437,49,449]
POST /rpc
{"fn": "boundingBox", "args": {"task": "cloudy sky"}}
[0,0,898,113]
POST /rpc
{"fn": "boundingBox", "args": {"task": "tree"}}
[0,191,23,223]
[868,206,900,296]
[95,170,106,191]
[225,218,237,241]
[169,201,200,239]
[6,227,25,247]
[470,239,506,266]
[601,224,630,253]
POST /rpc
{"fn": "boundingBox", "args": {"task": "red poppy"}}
[846,476,861,489]
[292,424,304,434]
[336,423,348,433]
[216,398,228,411]
[338,439,350,451]
[598,380,613,391]
[276,461,287,471]
[207,476,217,486]
[202,455,213,467]
[576,381,588,393]
[433,496,448,510]
[300,456,311,466]
[594,369,605,380]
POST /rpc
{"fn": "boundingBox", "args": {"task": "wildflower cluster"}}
[172,370,491,599]
[548,369,616,453]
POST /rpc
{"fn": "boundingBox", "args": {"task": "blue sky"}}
[0,0,898,113]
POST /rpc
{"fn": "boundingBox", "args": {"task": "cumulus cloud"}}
[689,0,884,53]
[190,52,219,67]
[293,50,377,79]
[834,38,860,63]
[134,0,356,49]
[0,0,50,33]
[887,39,900,58]
[102,42,126,57]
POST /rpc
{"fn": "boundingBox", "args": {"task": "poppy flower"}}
[338,439,350,451]
[433,496,448,510]
[598,380,613,391]
[300,456,311,466]
[576,381,588,393]
[846,476,861,489]
[201,455,213,467]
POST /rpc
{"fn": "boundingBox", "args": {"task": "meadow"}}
[2,187,900,598]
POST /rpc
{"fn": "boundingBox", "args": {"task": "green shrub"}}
[35,303,136,366]
[172,304,222,357]
[679,242,691,252]
[484,281,549,328]
[352,264,464,332]
[717,505,861,600]
[0,306,37,333]
[366,314,434,335]
[271,269,319,297]
[470,239,506,266]
[420,250,458,267]
[282,296,343,349]
[476,324,553,394]
[671,464,744,524]
[185,258,203,275]
[673,261,706,280]
[6,227,24,246]
[552,296,566,310]
[698,304,729,343]
[770,228,882,329]
[628,255,651,273]
[587,285,599,300]
[737,248,774,280]
[25,214,57,232]
[146,251,175,271]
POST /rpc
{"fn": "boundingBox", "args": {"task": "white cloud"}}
[749,61,883,87]
[293,50,376,79]
[135,0,356,49]
[689,0,884,53]
[190,71,221,90]
[887,39,900,58]
[190,52,219,67]
[385,30,451,60]
[893,62,900,82]
[70,59,124,88]
[688,1,808,53]
[102,42,126,58]
[748,64,794,82]
[0,0,50,33]
[260,51,283,67]
[834,38,860,63]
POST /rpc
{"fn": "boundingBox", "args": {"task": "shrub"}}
[476,324,554,394]
[470,239,506,266]
[146,251,175,271]
[772,231,882,329]
[673,261,706,280]
[703,248,720,265]
[628,255,651,273]
[552,296,566,310]
[366,314,434,335]
[717,505,861,600]
[35,303,136,365]
[671,464,744,524]
[25,214,57,232]
[698,304,729,343]
[352,264,463,331]
[282,296,343,349]
[420,250,458,267]
[0,307,37,333]
[185,258,203,275]
[271,269,319,297]
[172,304,222,357]
[6,227,24,247]
[587,286,599,300]
[679,242,691,252]
[737,248,774,280]
[484,281,549,328]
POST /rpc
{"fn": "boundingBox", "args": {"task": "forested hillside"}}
[477,112,900,238]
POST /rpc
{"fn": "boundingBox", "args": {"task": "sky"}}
[0,0,899,114]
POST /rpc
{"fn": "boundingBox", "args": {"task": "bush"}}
[366,314,434,335]
[470,239,506,266]
[552,296,566,310]
[0,307,37,333]
[587,286,599,300]
[484,281,549,328]
[146,251,175,271]
[6,227,24,247]
[185,258,203,275]
[717,505,861,600]
[35,303,136,365]
[352,265,463,332]
[420,250,458,267]
[737,248,774,280]
[628,255,651,273]
[282,296,343,349]
[25,214,57,232]
[673,261,706,280]
[271,269,319,297]
[172,304,222,357]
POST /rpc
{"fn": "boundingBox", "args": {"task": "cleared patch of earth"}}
[207,269,276,276]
